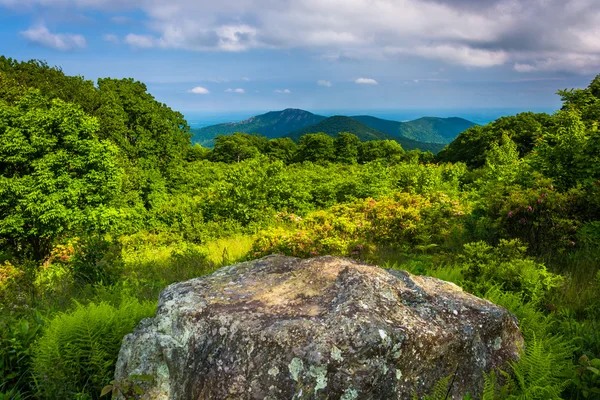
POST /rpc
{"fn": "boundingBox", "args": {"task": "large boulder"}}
[114,255,524,399]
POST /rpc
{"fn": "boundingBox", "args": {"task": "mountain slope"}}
[352,115,475,144]
[192,108,326,146]
[287,116,446,153]
[286,116,390,141]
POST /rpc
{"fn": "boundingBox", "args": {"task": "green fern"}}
[483,287,573,400]
[413,375,453,400]
[507,335,572,400]
[32,296,155,399]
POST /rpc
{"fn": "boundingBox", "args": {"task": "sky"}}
[1,0,599,116]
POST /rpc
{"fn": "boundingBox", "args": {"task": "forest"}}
[0,56,599,399]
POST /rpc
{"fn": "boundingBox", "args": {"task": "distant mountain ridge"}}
[193,109,326,146]
[191,108,476,152]
[285,116,447,153]
[352,115,474,144]
[286,116,390,142]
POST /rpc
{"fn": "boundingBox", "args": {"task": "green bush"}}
[0,311,43,397]
[32,297,155,399]
[460,240,563,303]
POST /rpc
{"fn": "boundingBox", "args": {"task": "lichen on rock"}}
[114,255,524,399]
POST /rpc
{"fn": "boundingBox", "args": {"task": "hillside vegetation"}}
[193,108,326,146]
[192,109,473,152]
[353,115,475,143]
[1,56,600,399]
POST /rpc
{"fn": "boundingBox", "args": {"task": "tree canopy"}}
[0,90,121,259]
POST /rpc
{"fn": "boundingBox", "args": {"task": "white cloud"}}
[225,88,245,93]
[188,86,210,94]
[241,77,251,81]
[317,80,332,87]
[103,34,119,44]
[20,24,86,51]
[124,33,156,48]
[355,78,378,85]
[393,45,508,68]
[514,63,537,73]
[7,0,600,73]
[275,89,292,93]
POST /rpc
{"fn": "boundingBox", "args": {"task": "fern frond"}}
[32,296,155,399]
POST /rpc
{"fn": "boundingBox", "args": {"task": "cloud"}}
[103,34,119,44]
[188,86,210,94]
[389,45,508,67]
[6,0,600,73]
[275,89,292,93]
[242,77,251,81]
[124,33,156,48]
[225,88,245,93]
[355,78,378,85]
[317,80,333,87]
[512,53,600,74]
[514,63,537,73]
[20,24,86,51]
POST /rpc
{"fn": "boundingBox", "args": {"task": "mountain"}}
[287,116,446,153]
[352,116,476,144]
[192,109,326,146]
[286,116,390,142]
[191,109,473,153]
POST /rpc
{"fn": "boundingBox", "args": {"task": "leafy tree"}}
[186,143,211,162]
[210,133,267,163]
[0,57,99,113]
[0,90,121,260]
[94,78,192,209]
[335,132,360,164]
[558,74,600,126]
[296,133,336,163]
[482,133,523,185]
[0,72,26,104]
[267,137,297,163]
[437,112,554,168]
[358,140,403,163]
[528,109,587,189]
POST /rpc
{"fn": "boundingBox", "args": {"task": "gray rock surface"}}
[114,255,524,399]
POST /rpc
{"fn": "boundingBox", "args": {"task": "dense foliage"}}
[0,58,599,399]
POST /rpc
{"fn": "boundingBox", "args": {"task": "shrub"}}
[483,180,580,256]
[460,240,563,303]
[253,193,468,259]
[0,311,43,397]
[0,260,24,305]
[32,297,156,399]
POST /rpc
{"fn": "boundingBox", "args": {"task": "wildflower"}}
[508,211,513,217]
[570,241,575,246]
[527,206,533,212]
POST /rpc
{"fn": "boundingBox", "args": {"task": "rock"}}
[114,255,524,399]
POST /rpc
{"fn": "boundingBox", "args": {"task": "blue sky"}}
[1,0,599,115]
